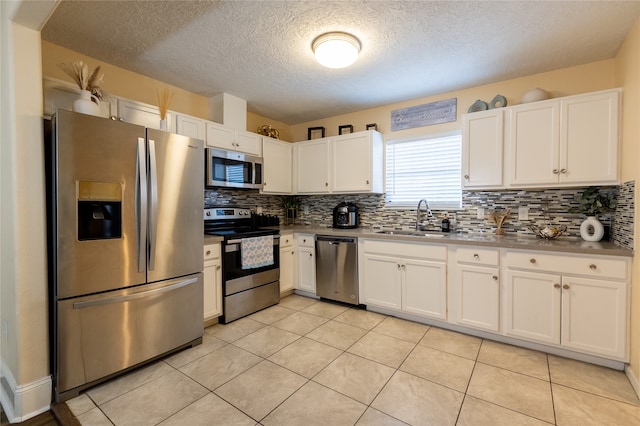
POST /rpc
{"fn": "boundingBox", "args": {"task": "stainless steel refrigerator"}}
[46,109,204,402]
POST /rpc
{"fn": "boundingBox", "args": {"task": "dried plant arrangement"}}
[156,87,174,120]
[487,208,511,235]
[58,61,105,103]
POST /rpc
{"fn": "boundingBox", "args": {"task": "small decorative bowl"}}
[529,224,567,239]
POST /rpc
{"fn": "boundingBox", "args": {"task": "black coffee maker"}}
[333,202,359,229]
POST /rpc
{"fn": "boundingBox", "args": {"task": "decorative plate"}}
[489,94,507,109]
[529,224,567,239]
[467,99,488,113]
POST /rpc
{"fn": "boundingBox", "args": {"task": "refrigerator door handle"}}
[136,137,148,273]
[148,138,159,271]
[72,277,198,309]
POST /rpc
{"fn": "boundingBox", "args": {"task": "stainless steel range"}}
[204,207,280,323]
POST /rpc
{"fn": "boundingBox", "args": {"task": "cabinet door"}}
[462,110,504,188]
[279,245,295,293]
[331,132,371,193]
[402,259,447,320]
[117,99,171,131]
[295,139,330,193]
[560,91,619,185]
[296,246,316,293]
[176,114,206,141]
[561,276,627,359]
[508,101,559,186]
[235,131,262,156]
[203,259,222,320]
[456,265,500,332]
[206,122,235,150]
[262,137,292,194]
[361,254,402,310]
[504,270,561,344]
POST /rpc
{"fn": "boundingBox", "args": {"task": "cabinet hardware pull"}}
[464,174,470,180]
[401,264,406,270]
[309,253,313,257]
[492,275,498,280]
[563,284,570,290]
[291,251,294,255]
[554,283,561,288]
[397,264,401,270]
[560,169,567,173]
[325,182,328,186]
[553,169,559,174]
[589,264,597,270]
[216,265,221,270]
[206,250,211,256]
[473,254,480,259]
[529,258,536,264]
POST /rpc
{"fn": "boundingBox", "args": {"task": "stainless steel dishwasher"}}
[315,235,358,305]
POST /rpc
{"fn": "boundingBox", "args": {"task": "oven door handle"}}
[226,236,280,245]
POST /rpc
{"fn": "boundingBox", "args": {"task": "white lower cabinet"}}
[452,247,501,332]
[295,234,316,294]
[361,240,447,320]
[279,234,295,294]
[504,250,629,359]
[203,243,222,320]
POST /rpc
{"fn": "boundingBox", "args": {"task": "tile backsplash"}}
[205,181,634,249]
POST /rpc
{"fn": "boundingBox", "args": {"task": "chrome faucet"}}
[416,198,434,230]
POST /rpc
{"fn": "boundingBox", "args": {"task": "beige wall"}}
[615,16,640,389]
[42,41,286,136]
[290,60,615,142]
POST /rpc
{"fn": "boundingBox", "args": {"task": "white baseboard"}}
[0,359,51,423]
[625,365,640,399]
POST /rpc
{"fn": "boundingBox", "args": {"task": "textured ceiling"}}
[41,0,640,125]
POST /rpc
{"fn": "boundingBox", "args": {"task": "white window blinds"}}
[385,134,462,209]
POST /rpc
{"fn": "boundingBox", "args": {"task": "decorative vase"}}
[286,208,298,225]
[580,216,605,242]
[159,119,167,130]
[73,90,101,116]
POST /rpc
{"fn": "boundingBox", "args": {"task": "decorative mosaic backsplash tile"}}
[205,183,634,248]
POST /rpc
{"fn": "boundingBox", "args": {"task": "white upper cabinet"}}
[507,89,620,188]
[175,113,206,141]
[261,137,293,194]
[116,99,172,131]
[559,91,619,185]
[508,99,560,187]
[295,130,384,194]
[462,109,504,189]
[205,121,261,156]
[331,130,384,193]
[294,138,331,194]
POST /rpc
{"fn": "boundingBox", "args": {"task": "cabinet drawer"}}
[296,234,315,248]
[506,251,628,280]
[456,247,499,266]
[363,239,446,261]
[204,244,221,261]
[280,233,294,248]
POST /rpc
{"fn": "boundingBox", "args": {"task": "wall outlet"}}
[256,206,263,214]
[518,206,529,220]
[477,207,485,219]
[303,205,309,214]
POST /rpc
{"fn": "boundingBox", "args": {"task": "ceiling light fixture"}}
[312,32,361,69]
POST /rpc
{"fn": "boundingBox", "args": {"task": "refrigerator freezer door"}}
[55,273,204,399]
[55,110,147,299]
[146,129,204,284]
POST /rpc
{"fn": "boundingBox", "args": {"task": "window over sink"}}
[385,132,462,209]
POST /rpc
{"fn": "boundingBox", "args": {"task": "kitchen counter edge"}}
[276,226,633,257]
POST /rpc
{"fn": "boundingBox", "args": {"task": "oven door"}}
[223,235,280,290]
[205,148,263,189]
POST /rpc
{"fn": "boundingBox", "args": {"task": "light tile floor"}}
[65,294,640,425]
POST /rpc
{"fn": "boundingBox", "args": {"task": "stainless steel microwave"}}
[205,148,263,189]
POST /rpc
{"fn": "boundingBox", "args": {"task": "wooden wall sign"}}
[391,98,457,131]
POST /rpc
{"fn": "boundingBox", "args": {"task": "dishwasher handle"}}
[315,235,357,244]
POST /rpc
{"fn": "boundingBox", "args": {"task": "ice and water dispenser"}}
[77,180,122,240]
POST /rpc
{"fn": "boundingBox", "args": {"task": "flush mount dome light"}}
[312,32,361,69]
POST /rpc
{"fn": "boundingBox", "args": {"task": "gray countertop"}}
[276,225,633,257]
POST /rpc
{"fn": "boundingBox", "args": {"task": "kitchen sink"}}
[375,230,445,238]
